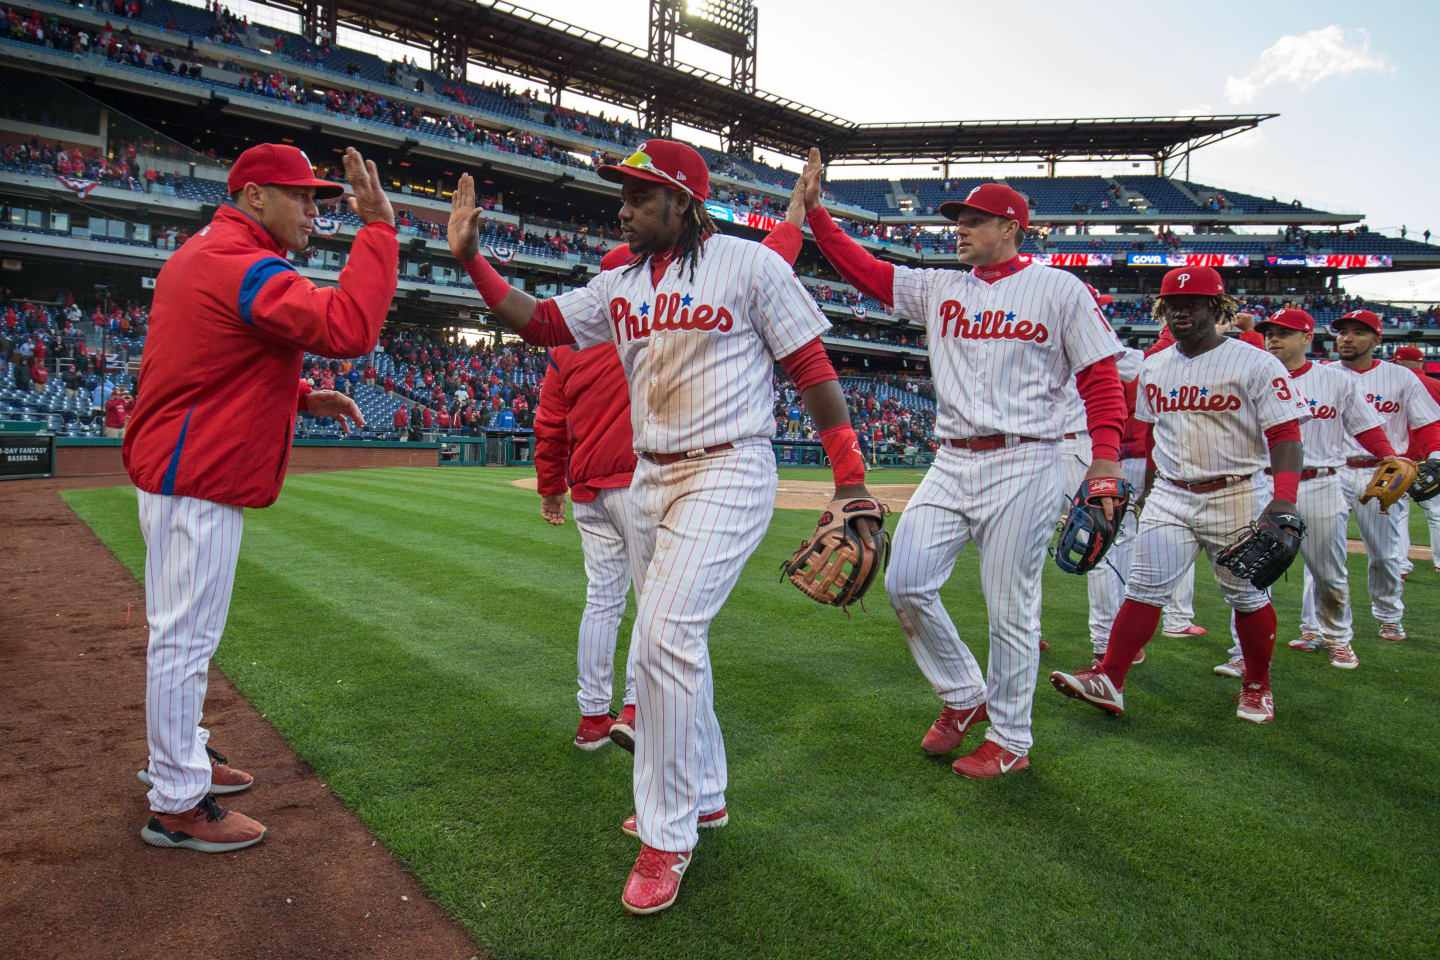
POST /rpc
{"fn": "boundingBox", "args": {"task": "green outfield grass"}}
[65,469,1438,960]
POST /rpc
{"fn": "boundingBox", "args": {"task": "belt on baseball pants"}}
[1063,432,1081,439]
[1265,467,1336,481]
[1346,457,1382,469]
[641,443,734,465]
[946,435,1044,452]
[1163,474,1248,494]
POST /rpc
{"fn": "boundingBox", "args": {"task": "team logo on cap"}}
[300,149,312,165]
[967,186,982,199]
[1177,272,1191,288]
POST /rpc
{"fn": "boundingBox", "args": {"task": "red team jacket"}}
[123,204,398,508]
[533,344,636,502]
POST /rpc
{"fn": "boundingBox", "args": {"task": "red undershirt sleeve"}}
[804,206,896,308]
[1353,425,1397,459]
[517,299,576,347]
[761,222,803,267]
[1409,421,1440,459]
[777,338,837,391]
[1074,356,1125,462]
[1263,420,1301,446]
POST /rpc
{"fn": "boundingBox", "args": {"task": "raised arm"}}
[798,148,897,308]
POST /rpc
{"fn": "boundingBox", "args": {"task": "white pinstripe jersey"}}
[1061,346,1145,433]
[1327,360,1440,459]
[889,263,1123,439]
[1137,338,1310,482]
[553,234,828,454]
[1286,361,1383,468]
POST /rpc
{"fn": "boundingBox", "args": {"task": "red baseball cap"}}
[1159,266,1224,297]
[1255,308,1314,334]
[1086,283,1114,307]
[598,140,709,202]
[228,143,344,199]
[1392,345,1424,361]
[939,183,1030,230]
[1333,309,1382,335]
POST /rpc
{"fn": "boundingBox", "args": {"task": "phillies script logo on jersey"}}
[1365,393,1401,414]
[937,301,1048,342]
[1146,383,1242,412]
[609,294,733,343]
[1305,397,1338,420]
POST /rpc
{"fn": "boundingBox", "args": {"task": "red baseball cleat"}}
[622,807,728,839]
[1327,643,1359,670]
[952,740,1029,779]
[1162,624,1207,638]
[609,703,637,753]
[1213,655,1245,678]
[137,745,253,795]
[140,795,266,853]
[574,714,614,751]
[1038,640,1050,651]
[1378,622,1406,642]
[1288,632,1324,651]
[1131,647,1146,665]
[622,845,692,915]
[1234,682,1274,723]
[1050,666,1124,714]
[920,702,988,755]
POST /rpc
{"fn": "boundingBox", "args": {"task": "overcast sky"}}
[209,0,1440,301]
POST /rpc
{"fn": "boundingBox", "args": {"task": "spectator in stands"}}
[408,403,422,441]
[393,402,408,438]
[496,404,516,429]
[104,388,132,437]
[60,364,83,398]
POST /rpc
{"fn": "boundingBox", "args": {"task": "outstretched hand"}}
[304,390,365,434]
[799,147,824,213]
[342,147,393,226]
[448,172,484,262]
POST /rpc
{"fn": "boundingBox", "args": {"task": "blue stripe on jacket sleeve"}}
[160,403,197,496]
[237,256,297,326]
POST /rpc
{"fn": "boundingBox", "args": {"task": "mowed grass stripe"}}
[63,471,1440,960]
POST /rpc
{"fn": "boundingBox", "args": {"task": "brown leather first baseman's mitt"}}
[781,496,891,609]
[1359,456,1419,513]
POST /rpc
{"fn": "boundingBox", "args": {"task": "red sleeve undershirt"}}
[1074,357,1125,462]
[1353,425,1397,459]
[778,337,837,391]
[762,222,803,267]
[1263,420,1301,447]
[1408,421,1440,460]
[517,299,576,347]
[804,207,896,308]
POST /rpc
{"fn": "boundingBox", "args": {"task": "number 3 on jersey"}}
[1271,376,1294,401]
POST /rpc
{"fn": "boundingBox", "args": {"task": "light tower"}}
[647,0,758,156]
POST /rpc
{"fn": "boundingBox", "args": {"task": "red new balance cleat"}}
[920,702,988,755]
[1050,667,1124,714]
[1327,643,1359,670]
[952,740,1029,779]
[574,714,614,751]
[609,704,636,753]
[1131,647,1146,665]
[1162,624,1207,638]
[1234,682,1274,723]
[622,845,692,915]
[137,745,253,795]
[622,807,728,839]
[140,795,266,853]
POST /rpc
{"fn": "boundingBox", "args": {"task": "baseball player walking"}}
[800,151,1129,776]
[449,140,868,915]
[125,144,397,852]
[1050,267,1308,724]
[1390,345,1440,572]
[1217,309,1397,672]
[1302,311,1440,641]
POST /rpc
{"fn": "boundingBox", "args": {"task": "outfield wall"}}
[52,438,446,479]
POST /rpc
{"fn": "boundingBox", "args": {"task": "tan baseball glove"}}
[1360,456,1418,513]
[781,496,891,610]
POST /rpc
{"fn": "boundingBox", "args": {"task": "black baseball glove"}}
[1410,458,1439,503]
[1053,476,1133,574]
[1215,510,1305,589]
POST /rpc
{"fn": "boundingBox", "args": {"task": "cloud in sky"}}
[1225,26,1391,105]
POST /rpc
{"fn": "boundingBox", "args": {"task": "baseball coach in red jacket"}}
[124,144,398,854]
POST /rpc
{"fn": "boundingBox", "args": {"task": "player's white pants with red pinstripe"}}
[1059,447,1198,653]
[1283,473,1354,646]
[1124,474,1271,614]
[572,486,640,715]
[1303,465,1406,626]
[627,438,776,853]
[886,441,1062,756]
[136,490,244,814]
[1421,492,1440,570]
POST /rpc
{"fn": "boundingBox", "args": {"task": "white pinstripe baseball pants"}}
[1421,493,1440,569]
[136,490,244,814]
[1303,465,1407,625]
[1058,447,1198,653]
[1284,473,1354,646]
[627,439,777,853]
[572,486,641,715]
[887,441,1062,756]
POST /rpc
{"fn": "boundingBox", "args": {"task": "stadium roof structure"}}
[268,0,1275,168]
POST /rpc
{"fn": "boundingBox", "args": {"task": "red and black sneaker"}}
[140,795,266,853]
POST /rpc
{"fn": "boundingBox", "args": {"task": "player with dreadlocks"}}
[1049,266,1309,725]
[449,139,872,915]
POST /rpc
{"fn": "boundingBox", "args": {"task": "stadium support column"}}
[300,0,337,48]
[432,30,468,83]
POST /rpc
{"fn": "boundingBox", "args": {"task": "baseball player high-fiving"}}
[800,150,1129,777]
[450,140,870,916]
[1050,267,1308,724]
[1301,311,1440,641]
